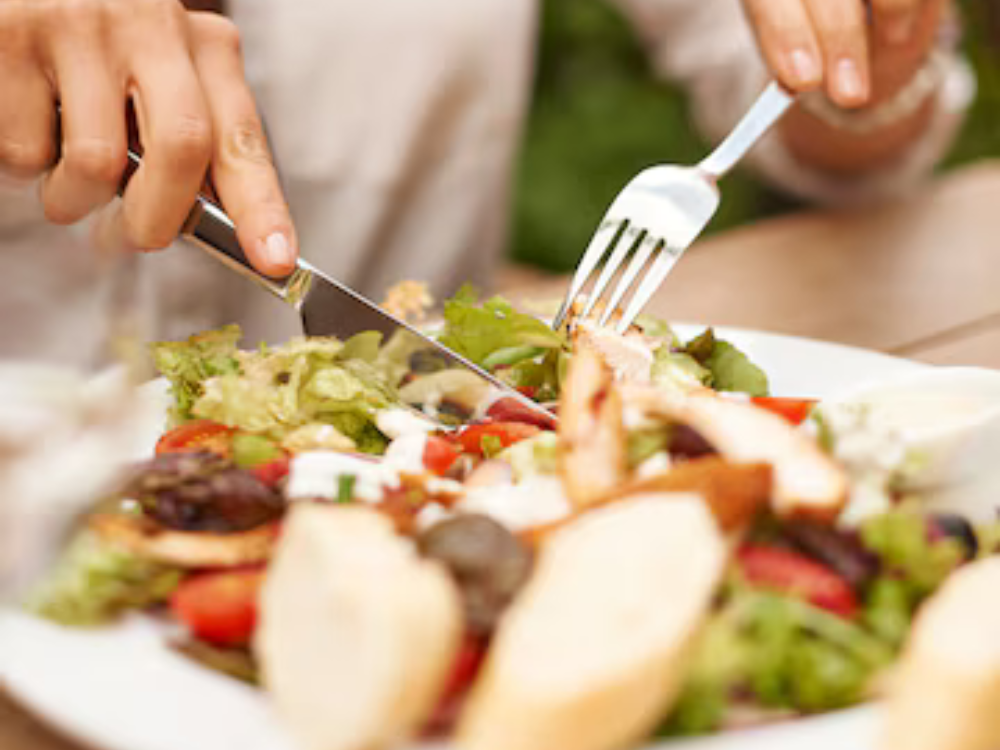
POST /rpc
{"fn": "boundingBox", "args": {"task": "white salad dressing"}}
[375,409,436,440]
[819,367,1000,523]
[286,452,399,504]
[383,433,430,476]
[457,475,571,532]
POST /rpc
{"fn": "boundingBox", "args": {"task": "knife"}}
[120,150,555,427]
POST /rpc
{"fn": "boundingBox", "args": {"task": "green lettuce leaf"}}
[663,328,770,397]
[29,531,181,626]
[438,285,565,367]
[150,325,242,424]
[705,341,770,397]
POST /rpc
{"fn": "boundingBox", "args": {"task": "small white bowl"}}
[819,367,1000,521]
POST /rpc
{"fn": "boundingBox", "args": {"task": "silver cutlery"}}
[554,81,795,333]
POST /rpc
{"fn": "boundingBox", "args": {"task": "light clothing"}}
[0,0,974,364]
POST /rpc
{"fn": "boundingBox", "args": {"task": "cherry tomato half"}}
[456,422,541,456]
[169,567,265,648]
[751,397,817,426]
[423,436,461,475]
[156,420,233,457]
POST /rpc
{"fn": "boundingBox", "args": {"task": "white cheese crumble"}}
[457,475,571,532]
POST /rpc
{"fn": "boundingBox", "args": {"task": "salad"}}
[26,286,992,750]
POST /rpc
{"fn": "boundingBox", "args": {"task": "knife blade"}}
[120,150,555,427]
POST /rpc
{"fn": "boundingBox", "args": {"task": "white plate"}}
[0,325,928,750]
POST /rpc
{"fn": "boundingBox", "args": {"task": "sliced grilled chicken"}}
[457,494,727,750]
[89,513,277,568]
[558,347,627,509]
[255,505,462,750]
[601,457,772,532]
[624,386,847,520]
[881,557,1000,750]
[572,321,655,385]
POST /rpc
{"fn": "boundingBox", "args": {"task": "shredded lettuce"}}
[151,325,242,424]
[438,285,566,368]
[29,531,181,626]
[153,327,398,453]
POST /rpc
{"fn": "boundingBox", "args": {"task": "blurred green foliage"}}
[513,0,1000,272]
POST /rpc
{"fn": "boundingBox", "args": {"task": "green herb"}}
[336,475,357,503]
[480,434,504,458]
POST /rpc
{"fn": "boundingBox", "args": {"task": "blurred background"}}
[513,0,1000,272]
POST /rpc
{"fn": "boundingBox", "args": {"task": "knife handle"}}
[120,149,308,303]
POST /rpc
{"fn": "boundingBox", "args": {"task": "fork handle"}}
[697,81,795,181]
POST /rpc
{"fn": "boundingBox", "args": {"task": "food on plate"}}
[623,386,848,519]
[256,504,462,750]
[880,557,1000,750]
[457,495,726,750]
[557,347,627,508]
[25,285,996,750]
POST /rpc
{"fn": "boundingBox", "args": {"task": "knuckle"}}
[64,138,126,185]
[159,113,212,167]
[197,13,242,56]
[222,117,272,168]
[0,137,52,177]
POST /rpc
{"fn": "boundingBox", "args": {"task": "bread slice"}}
[456,494,727,750]
[881,557,1000,750]
[88,513,277,568]
[624,386,847,520]
[254,504,462,750]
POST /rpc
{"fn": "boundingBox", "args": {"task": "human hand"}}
[742,0,947,109]
[0,0,297,277]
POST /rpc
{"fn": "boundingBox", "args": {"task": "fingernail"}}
[835,59,866,104]
[787,48,821,86]
[261,231,292,269]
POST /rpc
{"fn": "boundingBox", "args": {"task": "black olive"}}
[930,514,978,560]
[669,424,717,460]
[124,452,284,533]
[782,519,881,591]
[417,515,533,636]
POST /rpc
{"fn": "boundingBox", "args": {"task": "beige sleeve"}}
[606,0,974,206]
[227,0,537,339]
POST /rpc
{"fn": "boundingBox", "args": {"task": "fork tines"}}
[553,218,671,334]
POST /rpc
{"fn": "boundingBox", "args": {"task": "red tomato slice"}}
[156,420,234,457]
[486,397,556,430]
[169,568,265,648]
[456,422,542,456]
[423,436,461,475]
[737,545,858,618]
[251,457,291,488]
[751,397,817,426]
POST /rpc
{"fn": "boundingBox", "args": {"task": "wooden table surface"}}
[4,160,1000,750]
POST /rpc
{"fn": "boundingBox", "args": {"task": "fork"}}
[553,81,795,334]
